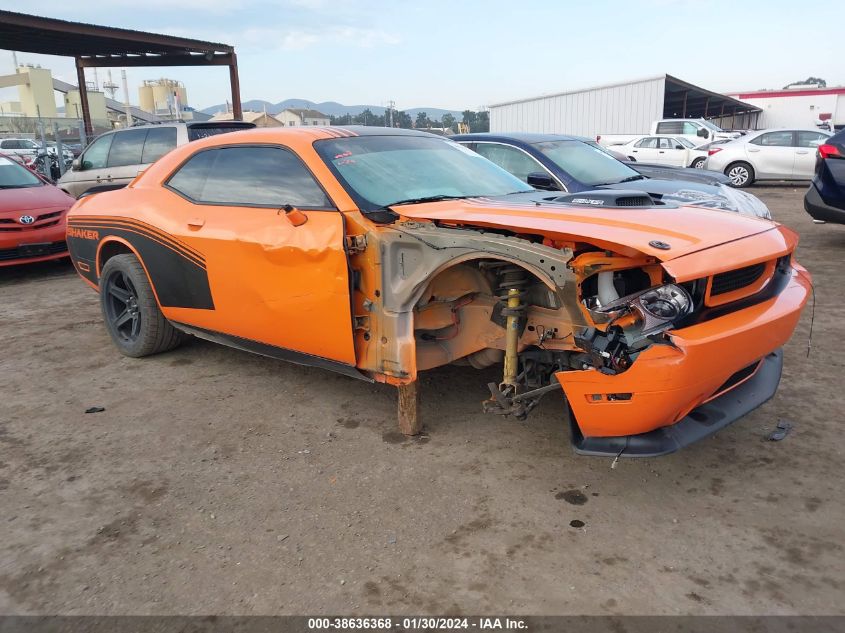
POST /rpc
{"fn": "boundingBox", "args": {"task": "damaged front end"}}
[354,212,807,457]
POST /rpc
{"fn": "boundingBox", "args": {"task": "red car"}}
[0,153,74,267]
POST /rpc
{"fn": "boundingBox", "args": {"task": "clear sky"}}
[1,0,843,112]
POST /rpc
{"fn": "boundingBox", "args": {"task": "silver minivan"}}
[58,121,255,198]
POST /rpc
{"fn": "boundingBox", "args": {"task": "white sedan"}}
[704,128,832,188]
[612,135,708,169]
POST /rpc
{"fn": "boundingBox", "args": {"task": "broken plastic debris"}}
[768,420,792,441]
[84,406,105,414]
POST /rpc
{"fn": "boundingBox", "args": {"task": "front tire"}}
[99,254,182,357]
[691,157,706,169]
[725,161,754,188]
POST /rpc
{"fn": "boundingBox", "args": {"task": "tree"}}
[441,113,456,131]
[395,110,413,129]
[784,77,826,89]
[415,111,431,128]
[462,110,477,129]
[474,110,489,133]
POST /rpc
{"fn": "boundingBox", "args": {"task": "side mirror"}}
[281,204,308,227]
[527,172,560,191]
[72,158,82,171]
[675,144,684,150]
[697,128,709,138]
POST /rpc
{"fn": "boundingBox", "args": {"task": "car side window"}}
[141,127,178,163]
[472,143,546,182]
[107,129,148,167]
[656,122,682,134]
[81,134,114,170]
[658,138,676,149]
[636,138,658,149]
[168,146,333,208]
[1,140,20,149]
[797,131,828,148]
[682,122,699,135]
[752,131,794,147]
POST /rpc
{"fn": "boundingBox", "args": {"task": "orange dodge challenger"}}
[66,127,811,457]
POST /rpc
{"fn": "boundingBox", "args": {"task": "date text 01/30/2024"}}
[307,617,528,630]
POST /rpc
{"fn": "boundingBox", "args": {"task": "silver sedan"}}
[704,128,831,187]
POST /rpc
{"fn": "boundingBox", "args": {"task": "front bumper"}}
[804,182,845,225]
[556,266,810,456]
[569,349,782,457]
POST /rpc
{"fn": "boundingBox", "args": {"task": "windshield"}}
[676,137,696,148]
[700,119,724,132]
[536,140,641,186]
[0,156,42,188]
[314,135,532,210]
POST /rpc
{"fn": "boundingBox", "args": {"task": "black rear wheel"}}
[99,254,183,357]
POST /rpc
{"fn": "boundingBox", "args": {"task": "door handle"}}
[187,218,205,229]
[748,147,760,152]
[796,150,809,155]
[659,151,665,154]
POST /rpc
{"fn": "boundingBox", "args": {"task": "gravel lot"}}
[1,185,843,615]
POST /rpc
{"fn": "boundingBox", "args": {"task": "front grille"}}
[0,240,67,261]
[711,262,767,296]
[0,210,65,232]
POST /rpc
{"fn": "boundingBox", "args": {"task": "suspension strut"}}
[495,266,528,395]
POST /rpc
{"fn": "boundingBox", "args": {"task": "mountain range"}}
[199,98,465,120]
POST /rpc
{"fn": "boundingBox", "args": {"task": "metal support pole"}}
[52,122,65,177]
[75,58,93,138]
[78,120,87,148]
[229,53,242,121]
[121,69,133,127]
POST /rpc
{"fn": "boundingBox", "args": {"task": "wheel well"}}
[98,241,134,275]
[726,160,753,173]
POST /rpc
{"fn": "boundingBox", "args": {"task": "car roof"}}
[451,132,592,144]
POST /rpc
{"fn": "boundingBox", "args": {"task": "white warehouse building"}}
[489,74,759,137]
[725,86,845,131]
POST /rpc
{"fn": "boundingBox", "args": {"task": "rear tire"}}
[725,161,754,188]
[99,254,182,357]
[691,157,706,169]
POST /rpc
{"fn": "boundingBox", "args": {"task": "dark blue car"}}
[451,133,772,219]
[804,128,845,224]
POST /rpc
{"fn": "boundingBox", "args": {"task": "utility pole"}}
[121,69,133,127]
[387,100,395,127]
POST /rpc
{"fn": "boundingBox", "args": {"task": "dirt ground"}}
[1,185,843,616]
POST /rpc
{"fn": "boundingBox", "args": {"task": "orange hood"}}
[395,198,778,261]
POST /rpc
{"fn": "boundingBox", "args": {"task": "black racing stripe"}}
[68,215,205,261]
[70,223,207,271]
[66,225,214,310]
[69,216,205,263]
[69,219,206,267]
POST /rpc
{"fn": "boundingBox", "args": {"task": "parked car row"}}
[597,118,741,149]
[451,133,773,218]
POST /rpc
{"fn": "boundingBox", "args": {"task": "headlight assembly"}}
[585,282,693,338]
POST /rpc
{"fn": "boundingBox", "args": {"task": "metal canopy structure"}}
[0,10,242,136]
[663,74,759,126]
